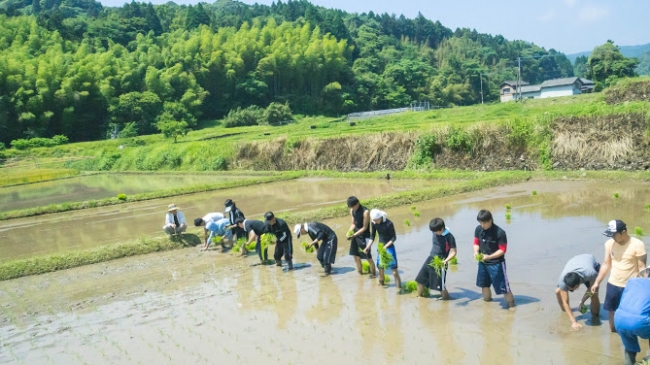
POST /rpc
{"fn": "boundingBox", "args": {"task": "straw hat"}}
[168,204,179,212]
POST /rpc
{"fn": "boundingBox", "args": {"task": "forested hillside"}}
[0,0,575,146]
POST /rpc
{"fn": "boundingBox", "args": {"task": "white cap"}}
[293,224,302,238]
[370,209,386,221]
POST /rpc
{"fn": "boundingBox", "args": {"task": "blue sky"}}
[100,0,650,54]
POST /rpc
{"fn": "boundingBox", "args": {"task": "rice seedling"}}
[428,256,445,277]
[260,233,275,260]
[579,304,588,314]
[403,281,418,293]
[377,243,393,269]
[117,193,127,201]
[404,219,411,226]
[505,204,511,210]
[613,192,620,199]
[384,274,391,284]
[635,226,645,236]
[505,212,512,220]
[346,229,354,238]
[449,256,458,265]
[411,206,417,211]
[230,237,247,255]
[302,242,314,253]
[475,253,484,262]
[413,211,420,217]
[245,241,257,251]
[361,261,370,274]
[212,235,223,245]
[532,190,538,196]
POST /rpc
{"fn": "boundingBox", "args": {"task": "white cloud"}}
[538,10,556,22]
[578,4,609,23]
[564,0,577,7]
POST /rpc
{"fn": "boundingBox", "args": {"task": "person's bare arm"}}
[355,210,370,236]
[349,209,356,231]
[485,249,505,261]
[592,244,612,293]
[444,248,457,265]
[559,289,581,328]
[638,254,647,275]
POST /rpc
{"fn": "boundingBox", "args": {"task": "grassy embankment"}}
[4,169,650,281]
[4,82,649,172]
[0,168,80,187]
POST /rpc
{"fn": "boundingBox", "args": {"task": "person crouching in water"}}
[369,209,401,290]
[415,218,457,299]
[614,267,650,365]
[195,217,232,251]
[295,222,338,275]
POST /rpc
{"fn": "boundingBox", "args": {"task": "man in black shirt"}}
[416,218,457,299]
[265,211,293,270]
[347,196,377,277]
[235,217,269,263]
[295,222,338,275]
[473,209,516,308]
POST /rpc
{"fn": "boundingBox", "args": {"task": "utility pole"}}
[478,73,483,104]
[517,57,522,101]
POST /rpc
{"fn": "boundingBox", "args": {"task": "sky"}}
[100,0,650,55]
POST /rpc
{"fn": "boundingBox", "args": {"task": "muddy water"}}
[1,180,649,364]
[0,178,438,261]
[0,173,254,212]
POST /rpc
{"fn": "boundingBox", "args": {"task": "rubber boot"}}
[276,259,282,267]
[287,260,294,270]
[325,264,332,275]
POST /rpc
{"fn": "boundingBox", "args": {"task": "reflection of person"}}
[265,212,293,270]
[295,222,338,275]
[614,267,650,365]
[591,220,647,332]
[555,254,601,329]
[193,212,224,247]
[347,196,376,277]
[415,218,456,299]
[369,209,401,290]
[163,204,186,236]
[474,210,516,308]
[235,217,269,262]
[194,217,231,251]
[224,199,246,240]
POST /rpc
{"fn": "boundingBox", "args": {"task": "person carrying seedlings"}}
[294,222,338,275]
[195,217,232,251]
[235,217,270,262]
[369,209,401,290]
[614,267,650,365]
[347,196,377,277]
[265,211,293,270]
[224,199,246,241]
[474,209,516,308]
[555,254,602,329]
[193,212,225,248]
[591,220,647,332]
[163,204,187,236]
[415,218,457,299]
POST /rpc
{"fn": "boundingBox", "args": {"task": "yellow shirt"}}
[606,237,647,287]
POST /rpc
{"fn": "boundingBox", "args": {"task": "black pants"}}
[317,236,338,267]
[274,239,293,262]
[233,226,246,240]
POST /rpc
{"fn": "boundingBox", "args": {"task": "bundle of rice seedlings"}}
[505,204,511,210]
[505,212,512,220]
[212,235,223,245]
[402,281,428,296]
[449,256,458,265]
[245,240,257,251]
[302,242,314,253]
[377,243,393,269]
[411,206,417,211]
[346,229,354,238]
[231,237,247,255]
[579,304,588,314]
[383,274,390,284]
[635,226,644,236]
[613,192,620,199]
[413,211,420,217]
[428,256,445,277]
[532,190,538,196]
[361,261,370,274]
[261,233,275,247]
[404,219,411,226]
[474,253,484,262]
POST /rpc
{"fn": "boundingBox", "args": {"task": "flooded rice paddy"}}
[0,173,254,212]
[0,177,441,261]
[1,180,649,364]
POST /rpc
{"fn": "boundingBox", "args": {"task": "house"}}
[499,80,530,102]
[501,77,594,102]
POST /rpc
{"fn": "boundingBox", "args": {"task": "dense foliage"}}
[0,0,578,147]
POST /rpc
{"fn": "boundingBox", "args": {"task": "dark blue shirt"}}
[431,230,457,258]
[370,219,397,245]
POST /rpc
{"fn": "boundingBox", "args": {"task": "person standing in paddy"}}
[415,218,457,299]
[295,222,338,275]
[474,209,515,308]
[347,196,377,277]
[224,198,246,243]
[591,219,647,332]
[235,217,270,263]
[265,211,294,270]
[369,209,401,290]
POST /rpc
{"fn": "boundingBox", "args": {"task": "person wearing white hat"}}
[224,199,246,241]
[163,203,187,236]
[369,209,401,290]
[294,222,338,275]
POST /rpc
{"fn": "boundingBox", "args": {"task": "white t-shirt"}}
[203,212,224,223]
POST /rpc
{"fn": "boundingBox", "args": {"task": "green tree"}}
[587,41,639,85]
[156,117,188,143]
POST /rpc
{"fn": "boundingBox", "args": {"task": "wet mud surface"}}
[1,180,649,364]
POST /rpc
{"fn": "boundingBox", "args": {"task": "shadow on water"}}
[330,266,356,275]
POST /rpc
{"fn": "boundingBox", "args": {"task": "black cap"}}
[224,199,234,207]
[347,196,359,208]
[264,211,275,222]
[603,219,627,237]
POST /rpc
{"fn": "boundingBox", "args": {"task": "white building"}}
[501,77,593,102]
